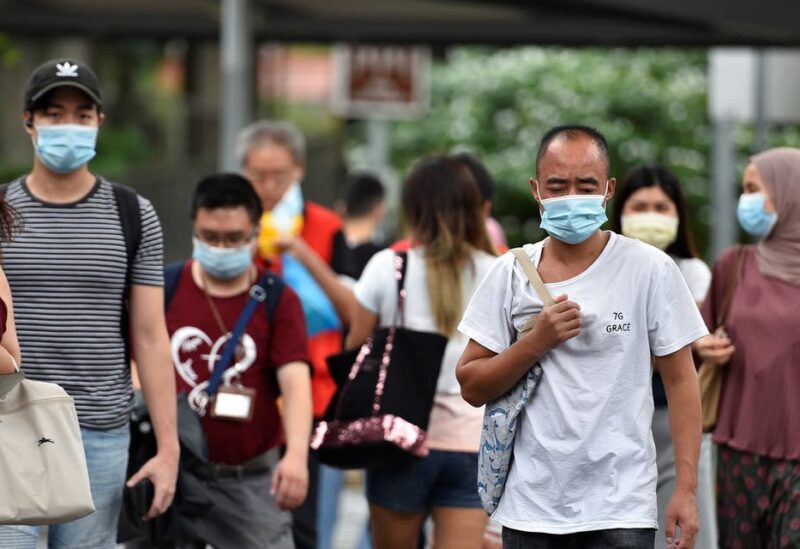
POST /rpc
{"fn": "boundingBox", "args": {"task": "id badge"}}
[210,385,256,422]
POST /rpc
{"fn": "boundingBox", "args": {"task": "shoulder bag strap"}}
[716,245,747,329]
[204,272,271,401]
[512,248,555,333]
[393,251,409,327]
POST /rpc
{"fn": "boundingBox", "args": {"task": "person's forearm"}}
[134,335,179,458]
[291,246,357,326]
[281,366,312,460]
[457,339,544,406]
[663,370,701,493]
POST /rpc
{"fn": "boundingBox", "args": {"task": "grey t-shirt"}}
[2,177,164,429]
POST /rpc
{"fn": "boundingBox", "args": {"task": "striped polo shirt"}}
[2,177,164,429]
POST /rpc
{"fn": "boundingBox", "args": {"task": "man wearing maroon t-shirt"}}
[165,173,312,549]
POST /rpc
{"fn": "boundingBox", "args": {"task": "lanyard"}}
[199,270,254,363]
[195,271,269,413]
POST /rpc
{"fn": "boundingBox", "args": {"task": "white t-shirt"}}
[673,256,712,303]
[355,247,496,452]
[458,232,708,534]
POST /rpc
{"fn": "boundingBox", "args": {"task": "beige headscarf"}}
[750,147,800,286]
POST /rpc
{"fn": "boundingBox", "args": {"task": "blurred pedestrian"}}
[331,172,387,284]
[237,120,345,549]
[454,153,508,253]
[611,165,718,549]
[695,147,800,548]
[318,172,386,549]
[164,174,312,549]
[0,58,178,549]
[347,154,496,549]
[458,125,707,549]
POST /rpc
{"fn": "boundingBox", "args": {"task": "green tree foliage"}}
[353,47,715,253]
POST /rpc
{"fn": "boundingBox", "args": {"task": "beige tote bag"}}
[0,366,95,525]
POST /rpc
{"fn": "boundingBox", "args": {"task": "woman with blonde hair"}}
[346,154,496,549]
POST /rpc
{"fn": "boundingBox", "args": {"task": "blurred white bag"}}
[0,367,94,525]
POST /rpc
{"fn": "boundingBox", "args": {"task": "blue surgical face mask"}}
[34,124,98,173]
[737,192,778,238]
[192,238,253,280]
[538,182,609,245]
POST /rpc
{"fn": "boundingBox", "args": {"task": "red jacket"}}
[259,201,343,419]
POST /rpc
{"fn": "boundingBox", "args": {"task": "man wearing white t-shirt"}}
[457,125,707,549]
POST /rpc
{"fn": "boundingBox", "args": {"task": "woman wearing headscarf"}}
[696,147,800,548]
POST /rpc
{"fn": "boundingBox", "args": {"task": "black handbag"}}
[312,252,448,469]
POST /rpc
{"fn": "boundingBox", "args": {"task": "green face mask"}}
[621,213,679,250]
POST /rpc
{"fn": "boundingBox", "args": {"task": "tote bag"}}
[699,245,745,433]
[477,248,551,514]
[312,252,448,469]
[0,368,94,525]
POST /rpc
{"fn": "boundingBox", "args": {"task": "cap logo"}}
[55,62,79,78]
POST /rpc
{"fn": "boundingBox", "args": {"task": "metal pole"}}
[710,118,737,261]
[367,118,397,236]
[219,0,253,172]
[753,49,768,152]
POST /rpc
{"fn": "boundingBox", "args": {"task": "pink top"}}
[702,246,800,460]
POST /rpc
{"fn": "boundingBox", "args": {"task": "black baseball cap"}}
[24,58,102,111]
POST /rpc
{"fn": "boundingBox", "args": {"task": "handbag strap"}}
[204,272,270,403]
[334,251,408,419]
[716,245,747,329]
[511,248,555,333]
[372,251,409,414]
[393,251,409,327]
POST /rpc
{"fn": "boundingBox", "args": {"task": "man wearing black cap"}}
[0,58,178,548]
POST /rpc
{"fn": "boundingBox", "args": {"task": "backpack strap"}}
[164,261,284,324]
[112,182,143,284]
[164,261,186,312]
[263,273,284,325]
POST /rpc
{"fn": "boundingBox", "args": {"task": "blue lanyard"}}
[205,273,269,398]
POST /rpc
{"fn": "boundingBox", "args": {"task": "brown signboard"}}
[332,45,430,119]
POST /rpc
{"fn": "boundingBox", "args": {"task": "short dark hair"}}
[454,153,494,203]
[191,173,263,226]
[610,165,697,259]
[343,172,385,219]
[27,89,103,115]
[536,124,610,177]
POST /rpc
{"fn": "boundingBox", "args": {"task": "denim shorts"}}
[366,449,482,513]
[502,527,656,549]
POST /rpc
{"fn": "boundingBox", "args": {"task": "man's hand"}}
[126,451,179,520]
[664,488,699,548]
[694,333,734,366]
[271,452,308,511]
[522,293,581,353]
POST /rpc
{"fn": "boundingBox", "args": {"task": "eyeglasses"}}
[194,231,256,248]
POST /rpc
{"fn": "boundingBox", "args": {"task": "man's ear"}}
[605,178,616,202]
[529,178,541,203]
[98,111,106,128]
[23,111,34,134]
